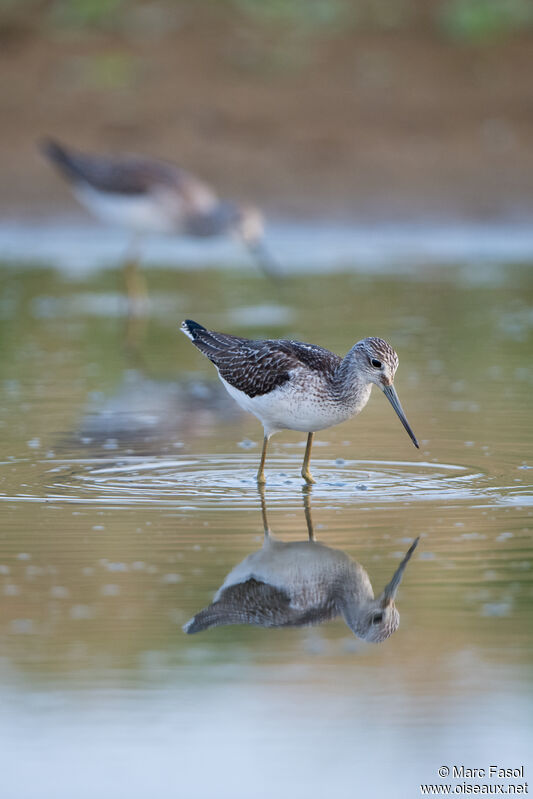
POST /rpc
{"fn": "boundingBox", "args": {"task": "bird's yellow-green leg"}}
[257,436,270,484]
[258,483,271,540]
[301,432,316,484]
[302,489,315,541]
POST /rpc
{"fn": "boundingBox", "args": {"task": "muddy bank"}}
[1,18,533,221]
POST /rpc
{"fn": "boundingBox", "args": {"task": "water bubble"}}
[26,565,44,578]
[107,562,128,572]
[10,619,34,634]
[496,532,513,542]
[101,584,120,596]
[481,601,512,618]
[238,439,256,449]
[70,604,94,620]
[161,573,182,584]
[50,586,70,599]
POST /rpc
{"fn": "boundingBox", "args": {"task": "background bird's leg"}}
[123,232,148,357]
[302,489,315,541]
[123,232,148,317]
[257,435,270,484]
[258,484,271,541]
[124,299,148,361]
[301,432,316,484]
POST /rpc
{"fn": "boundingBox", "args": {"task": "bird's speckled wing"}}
[182,320,341,398]
[184,578,337,633]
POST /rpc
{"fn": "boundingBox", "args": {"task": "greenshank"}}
[181,319,419,484]
[40,138,278,277]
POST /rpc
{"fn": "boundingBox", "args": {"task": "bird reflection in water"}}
[63,370,243,455]
[184,491,419,643]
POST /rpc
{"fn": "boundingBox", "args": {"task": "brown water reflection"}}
[0,260,531,798]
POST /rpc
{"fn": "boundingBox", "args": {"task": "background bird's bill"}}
[382,384,419,448]
[247,240,282,280]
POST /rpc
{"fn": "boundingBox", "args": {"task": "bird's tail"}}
[180,319,207,342]
[180,319,248,364]
[183,604,242,634]
[39,138,85,183]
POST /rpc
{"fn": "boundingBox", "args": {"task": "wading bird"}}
[40,138,278,282]
[181,319,419,484]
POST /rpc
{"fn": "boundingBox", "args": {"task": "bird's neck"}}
[333,348,373,409]
[338,568,375,636]
[185,201,238,237]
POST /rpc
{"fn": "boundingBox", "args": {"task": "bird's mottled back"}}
[184,577,338,633]
[40,139,218,211]
[181,320,340,399]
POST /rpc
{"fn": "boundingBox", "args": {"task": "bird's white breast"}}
[219,372,369,436]
[215,539,353,608]
[74,185,184,234]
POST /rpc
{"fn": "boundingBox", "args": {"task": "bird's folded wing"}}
[42,140,200,197]
[189,329,340,398]
[184,578,299,632]
[184,578,339,633]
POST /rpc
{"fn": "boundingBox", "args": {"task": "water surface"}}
[0,239,531,798]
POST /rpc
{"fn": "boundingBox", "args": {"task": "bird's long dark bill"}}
[247,240,282,280]
[383,384,419,448]
[381,536,420,606]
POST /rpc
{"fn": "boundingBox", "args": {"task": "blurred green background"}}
[1,0,532,220]
[2,0,533,39]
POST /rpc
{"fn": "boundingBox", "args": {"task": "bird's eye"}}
[372,613,383,624]
[371,359,382,369]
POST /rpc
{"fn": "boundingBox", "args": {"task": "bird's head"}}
[345,537,419,643]
[353,337,419,449]
[233,205,280,279]
[234,204,264,247]
[353,337,399,387]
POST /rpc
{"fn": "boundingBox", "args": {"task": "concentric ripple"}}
[0,454,529,510]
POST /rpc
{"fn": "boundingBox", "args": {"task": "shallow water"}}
[0,241,532,798]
